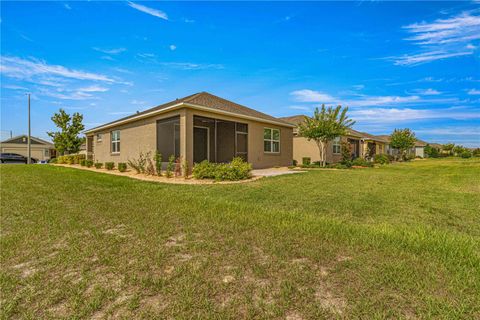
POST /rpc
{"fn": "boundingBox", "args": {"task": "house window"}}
[333,137,341,154]
[96,133,103,142]
[44,149,49,157]
[264,128,280,153]
[111,130,120,153]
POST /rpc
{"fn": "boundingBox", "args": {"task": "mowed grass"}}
[1,158,479,319]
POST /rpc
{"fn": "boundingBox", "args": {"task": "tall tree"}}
[298,105,355,167]
[442,143,455,156]
[390,129,416,160]
[47,109,85,155]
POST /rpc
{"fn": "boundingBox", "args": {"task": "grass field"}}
[1,158,479,319]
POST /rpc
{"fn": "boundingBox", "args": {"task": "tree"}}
[453,145,466,156]
[442,143,455,156]
[390,129,416,161]
[298,105,355,167]
[47,109,85,155]
[424,144,439,158]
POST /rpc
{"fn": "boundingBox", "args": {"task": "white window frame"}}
[96,133,103,142]
[111,130,120,154]
[333,137,341,154]
[264,128,280,154]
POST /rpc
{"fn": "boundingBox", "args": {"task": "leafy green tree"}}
[47,109,85,155]
[442,143,455,156]
[424,144,439,158]
[390,129,416,161]
[472,148,480,157]
[453,145,466,156]
[298,105,355,167]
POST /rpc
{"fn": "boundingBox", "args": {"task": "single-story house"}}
[84,92,294,169]
[0,135,56,161]
[376,135,428,158]
[279,115,388,164]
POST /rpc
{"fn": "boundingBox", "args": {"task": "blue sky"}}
[1,1,479,146]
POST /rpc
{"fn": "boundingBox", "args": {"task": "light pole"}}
[27,93,31,164]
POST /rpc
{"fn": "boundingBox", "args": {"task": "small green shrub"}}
[192,160,217,179]
[65,155,74,165]
[214,157,252,181]
[94,162,103,169]
[49,158,57,164]
[105,162,115,170]
[374,154,390,165]
[292,159,298,166]
[460,151,472,158]
[302,157,311,165]
[154,151,162,176]
[145,152,156,175]
[352,158,373,167]
[85,160,93,168]
[473,148,480,157]
[118,162,127,172]
[73,154,85,164]
[56,156,65,164]
[165,155,175,178]
[80,159,87,166]
[128,152,147,174]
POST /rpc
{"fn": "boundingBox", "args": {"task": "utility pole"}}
[27,93,31,164]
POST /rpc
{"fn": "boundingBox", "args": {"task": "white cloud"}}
[416,88,442,95]
[2,85,28,91]
[131,99,147,105]
[393,10,480,65]
[415,127,480,135]
[127,2,168,20]
[345,95,421,107]
[288,105,311,111]
[78,85,108,93]
[0,56,114,82]
[353,84,365,90]
[93,47,126,55]
[467,88,480,95]
[290,89,337,103]
[160,62,224,70]
[137,53,156,59]
[169,45,177,51]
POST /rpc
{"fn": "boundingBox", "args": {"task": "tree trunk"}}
[316,140,326,167]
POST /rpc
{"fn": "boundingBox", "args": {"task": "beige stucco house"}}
[0,135,55,162]
[279,115,388,164]
[376,135,427,158]
[84,92,294,169]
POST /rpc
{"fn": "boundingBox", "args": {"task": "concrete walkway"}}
[252,167,305,177]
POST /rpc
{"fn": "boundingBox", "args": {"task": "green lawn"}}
[1,158,479,319]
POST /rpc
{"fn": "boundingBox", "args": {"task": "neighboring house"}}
[377,135,428,158]
[84,92,294,169]
[279,115,388,164]
[0,135,56,161]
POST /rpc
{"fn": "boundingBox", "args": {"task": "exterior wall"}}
[0,143,52,161]
[415,147,424,158]
[88,109,183,164]
[292,136,350,164]
[184,109,293,169]
[87,107,293,169]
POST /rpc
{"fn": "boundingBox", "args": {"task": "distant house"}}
[376,135,428,158]
[84,92,294,169]
[0,135,55,161]
[279,115,388,164]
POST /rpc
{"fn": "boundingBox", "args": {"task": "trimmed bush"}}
[192,158,252,181]
[165,155,175,178]
[94,162,103,169]
[105,162,115,170]
[352,158,373,167]
[73,154,85,164]
[80,159,87,166]
[374,154,390,165]
[85,160,93,168]
[302,157,311,165]
[154,151,162,176]
[118,163,127,172]
[461,151,472,158]
[292,159,298,166]
[49,158,57,164]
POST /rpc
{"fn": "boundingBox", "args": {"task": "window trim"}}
[111,130,120,154]
[263,127,281,154]
[333,136,341,154]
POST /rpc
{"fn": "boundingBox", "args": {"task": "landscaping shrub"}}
[145,152,156,175]
[85,160,93,168]
[56,156,65,164]
[154,151,162,176]
[192,158,252,181]
[405,154,415,161]
[105,162,115,170]
[460,151,472,158]
[48,158,57,164]
[94,162,103,169]
[473,148,480,157]
[128,152,147,174]
[65,155,74,165]
[73,154,85,164]
[302,157,311,165]
[118,163,127,172]
[292,159,298,166]
[352,158,373,167]
[374,154,390,165]
[79,159,87,166]
[165,155,175,178]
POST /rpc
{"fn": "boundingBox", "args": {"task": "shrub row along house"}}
[84,92,294,169]
[279,115,389,164]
